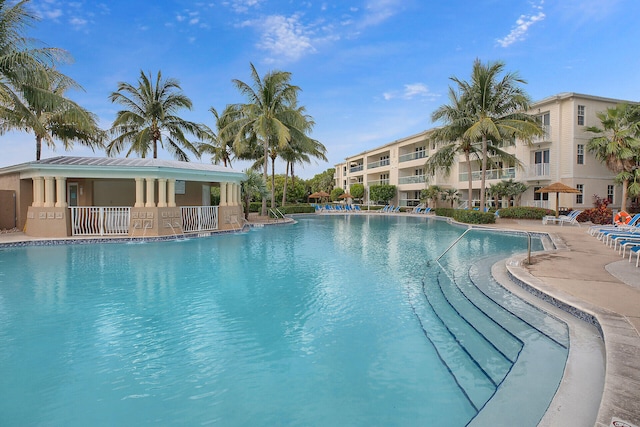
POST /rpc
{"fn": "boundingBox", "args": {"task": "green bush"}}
[249,201,263,212]
[453,210,496,224]
[434,207,495,224]
[279,205,315,214]
[497,206,554,219]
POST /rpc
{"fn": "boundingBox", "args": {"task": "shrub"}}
[497,206,554,219]
[278,205,315,214]
[434,208,495,224]
[579,194,613,224]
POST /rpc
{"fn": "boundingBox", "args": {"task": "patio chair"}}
[542,210,582,226]
[422,207,432,214]
[629,246,640,267]
[392,206,401,213]
[589,213,640,237]
[354,205,362,211]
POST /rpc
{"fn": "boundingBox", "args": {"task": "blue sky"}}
[2,0,639,178]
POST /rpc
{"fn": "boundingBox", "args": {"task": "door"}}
[202,185,211,206]
[68,183,78,207]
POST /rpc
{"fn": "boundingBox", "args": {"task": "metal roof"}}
[0,156,245,182]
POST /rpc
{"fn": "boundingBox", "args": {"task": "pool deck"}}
[1,216,638,427]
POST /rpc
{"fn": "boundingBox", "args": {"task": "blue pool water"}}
[0,215,568,426]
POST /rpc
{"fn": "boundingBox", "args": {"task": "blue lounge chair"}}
[421,207,431,214]
[354,205,362,211]
[629,246,640,267]
[392,206,400,213]
[590,213,640,237]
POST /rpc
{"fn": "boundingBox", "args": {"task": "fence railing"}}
[181,206,218,232]
[70,207,131,236]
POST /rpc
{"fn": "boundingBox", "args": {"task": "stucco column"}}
[237,183,241,206]
[227,182,234,206]
[167,179,176,207]
[32,177,44,207]
[44,177,55,207]
[157,179,167,207]
[220,182,228,206]
[55,176,67,207]
[232,183,239,206]
[145,178,156,207]
[135,178,145,207]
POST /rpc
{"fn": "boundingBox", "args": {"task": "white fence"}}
[181,206,218,232]
[70,207,131,236]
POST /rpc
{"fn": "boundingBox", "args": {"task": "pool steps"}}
[409,255,570,425]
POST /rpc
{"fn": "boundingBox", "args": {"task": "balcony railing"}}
[458,167,516,182]
[349,165,364,173]
[532,125,552,143]
[526,163,551,179]
[398,175,427,185]
[70,207,131,236]
[367,159,390,169]
[399,151,427,162]
[368,179,390,186]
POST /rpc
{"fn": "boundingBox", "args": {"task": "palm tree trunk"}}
[262,141,268,216]
[621,179,629,212]
[282,161,290,206]
[270,154,276,209]
[153,139,158,159]
[465,152,473,209]
[479,136,488,210]
[36,135,42,161]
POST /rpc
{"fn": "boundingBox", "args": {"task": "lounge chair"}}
[392,206,400,213]
[542,210,582,226]
[589,213,640,237]
[629,246,640,267]
[421,207,432,214]
[354,205,362,211]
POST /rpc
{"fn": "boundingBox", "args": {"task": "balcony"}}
[531,125,552,144]
[399,151,427,162]
[458,167,516,182]
[367,159,390,169]
[399,175,426,185]
[368,179,390,186]
[526,163,551,180]
[349,164,364,173]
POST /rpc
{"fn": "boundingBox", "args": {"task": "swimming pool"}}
[0,215,568,426]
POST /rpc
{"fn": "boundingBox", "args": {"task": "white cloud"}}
[383,83,437,101]
[497,1,546,47]
[359,0,402,28]
[69,17,87,28]
[244,14,317,63]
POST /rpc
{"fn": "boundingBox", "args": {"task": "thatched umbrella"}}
[535,182,581,217]
[338,193,353,199]
[308,191,330,202]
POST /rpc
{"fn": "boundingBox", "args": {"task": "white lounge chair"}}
[542,210,582,226]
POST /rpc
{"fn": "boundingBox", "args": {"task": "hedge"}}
[497,206,554,219]
[435,207,496,224]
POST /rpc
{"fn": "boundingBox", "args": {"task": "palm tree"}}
[227,63,307,215]
[107,70,201,160]
[586,103,640,212]
[241,168,268,220]
[441,188,460,208]
[0,69,104,160]
[437,59,542,209]
[427,87,520,208]
[0,1,95,159]
[198,105,237,167]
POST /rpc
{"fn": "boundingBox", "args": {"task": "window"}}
[415,145,426,158]
[534,149,550,175]
[415,168,424,176]
[380,155,390,166]
[577,105,585,126]
[343,180,347,189]
[577,144,584,164]
[533,186,549,202]
[576,184,584,204]
[607,185,614,204]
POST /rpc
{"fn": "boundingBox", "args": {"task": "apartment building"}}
[335,93,631,210]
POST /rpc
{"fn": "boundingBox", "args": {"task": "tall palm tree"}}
[427,87,520,208]
[107,70,200,160]
[227,63,306,215]
[0,0,91,159]
[438,59,542,209]
[0,69,103,160]
[586,103,640,212]
[198,105,237,167]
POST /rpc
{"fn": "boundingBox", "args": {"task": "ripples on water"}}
[0,216,546,426]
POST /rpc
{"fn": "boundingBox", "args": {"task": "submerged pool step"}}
[408,285,496,411]
[425,275,517,387]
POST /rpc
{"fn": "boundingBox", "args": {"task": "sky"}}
[2,0,640,179]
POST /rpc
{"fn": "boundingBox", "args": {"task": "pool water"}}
[0,215,567,426]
